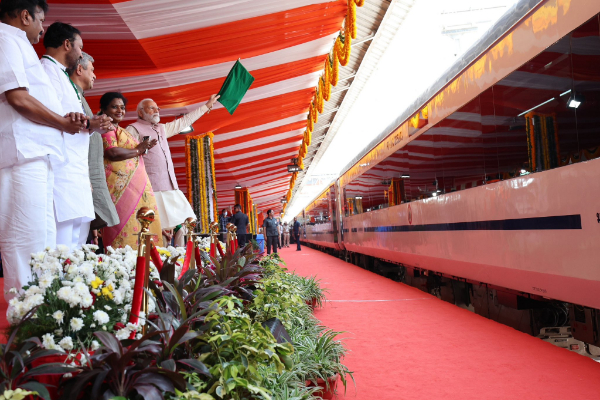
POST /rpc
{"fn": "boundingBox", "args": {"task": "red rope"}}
[150,244,163,272]
[216,241,225,257]
[178,240,194,280]
[129,256,146,327]
[194,246,201,269]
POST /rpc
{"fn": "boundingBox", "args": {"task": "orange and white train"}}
[297,0,600,351]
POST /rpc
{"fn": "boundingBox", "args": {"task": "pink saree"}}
[101,127,162,249]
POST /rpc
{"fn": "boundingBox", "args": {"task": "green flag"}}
[217,60,255,115]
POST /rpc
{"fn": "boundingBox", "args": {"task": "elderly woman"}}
[99,92,161,249]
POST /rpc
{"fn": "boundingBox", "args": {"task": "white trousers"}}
[0,157,55,299]
[56,217,91,251]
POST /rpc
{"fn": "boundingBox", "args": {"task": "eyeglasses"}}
[145,106,161,112]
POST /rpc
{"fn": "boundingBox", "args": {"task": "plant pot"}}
[306,298,318,309]
[29,350,94,399]
[306,374,339,400]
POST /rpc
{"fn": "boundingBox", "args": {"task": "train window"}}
[343,178,367,216]
[572,16,600,164]
[492,29,578,175]
[480,88,500,182]
[340,14,600,210]
[306,191,330,225]
[434,97,486,193]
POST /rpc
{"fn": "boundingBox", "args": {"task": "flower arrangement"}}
[8,245,158,350]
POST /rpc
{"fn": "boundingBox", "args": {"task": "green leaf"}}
[164,281,188,321]
[20,381,49,400]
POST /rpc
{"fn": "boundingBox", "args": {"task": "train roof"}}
[339,0,544,178]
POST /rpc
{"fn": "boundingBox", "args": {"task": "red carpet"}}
[279,246,600,400]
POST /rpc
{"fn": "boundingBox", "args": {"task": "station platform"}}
[279,246,600,400]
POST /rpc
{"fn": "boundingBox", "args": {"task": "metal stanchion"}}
[135,207,157,335]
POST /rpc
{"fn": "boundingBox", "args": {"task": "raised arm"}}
[164,94,220,138]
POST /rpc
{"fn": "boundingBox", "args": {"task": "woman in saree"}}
[99,92,161,249]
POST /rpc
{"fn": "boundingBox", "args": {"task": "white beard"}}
[142,110,160,124]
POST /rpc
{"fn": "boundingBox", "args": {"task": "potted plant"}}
[295,329,354,400]
[0,309,78,400]
[298,276,327,309]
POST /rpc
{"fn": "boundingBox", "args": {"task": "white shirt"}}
[41,55,94,222]
[0,23,65,169]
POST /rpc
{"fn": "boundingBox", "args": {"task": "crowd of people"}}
[0,0,220,298]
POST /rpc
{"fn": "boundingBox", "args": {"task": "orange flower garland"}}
[286,0,364,208]
[185,131,219,233]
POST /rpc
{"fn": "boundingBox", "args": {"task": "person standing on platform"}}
[277,220,283,249]
[219,208,230,243]
[126,96,219,244]
[41,22,111,250]
[283,222,290,248]
[263,210,278,255]
[99,92,160,249]
[293,216,301,251]
[231,204,249,248]
[68,52,119,251]
[0,0,88,298]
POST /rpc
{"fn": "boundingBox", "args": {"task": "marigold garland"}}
[287,0,364,205]
[185,132,219,233]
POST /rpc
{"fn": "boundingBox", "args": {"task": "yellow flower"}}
[157,248,171,257]
[91,276,103,289]
[101,287,114,299]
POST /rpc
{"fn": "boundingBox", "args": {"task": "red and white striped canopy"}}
[36,0,349,214]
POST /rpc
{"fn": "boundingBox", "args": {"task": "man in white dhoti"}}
[126,96,219,237]
[41,22,111,250]
[0,0,88,298]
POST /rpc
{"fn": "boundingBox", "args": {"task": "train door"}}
[329,185,339,245]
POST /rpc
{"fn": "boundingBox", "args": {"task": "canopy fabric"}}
[37,0,348,213]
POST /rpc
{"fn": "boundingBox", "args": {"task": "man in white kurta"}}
[0,3,87,299]
[126,96,218,234]
[41,22,98,250]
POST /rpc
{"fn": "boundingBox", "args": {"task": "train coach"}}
[298,0,600,354]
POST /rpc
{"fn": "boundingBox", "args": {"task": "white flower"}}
[42,333,56,349]
[112,290,123,305]
[93,310,109,325]
[57,244,70,257]
[126,322,139,332]
[104,305,112,311]
[73,282,88,295]
[52,311,64,325]
[89,323,96,328]
[38,274,54,289]
[8,288,18,294]
[115,327,131,340]
[91,340,100,351]
[56,286,73,300]
[24,285,43,296]
[58,337,73,351]
[80,294,93,308]
[70,317,84,332]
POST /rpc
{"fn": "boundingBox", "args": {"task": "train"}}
[295,0,600,354]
